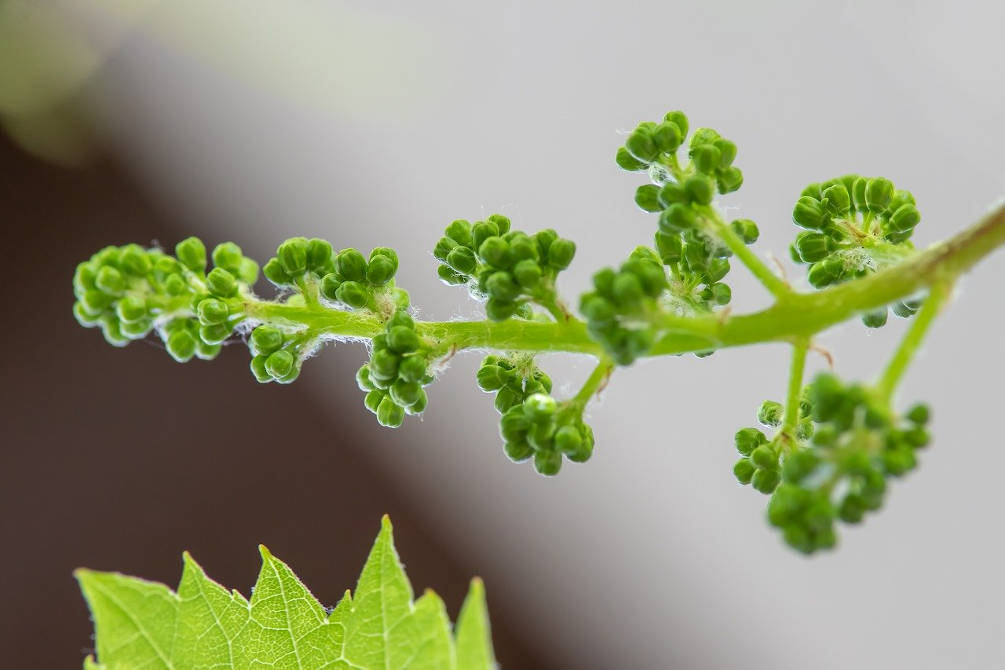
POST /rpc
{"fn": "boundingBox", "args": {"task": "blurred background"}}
[1,1,1004,668]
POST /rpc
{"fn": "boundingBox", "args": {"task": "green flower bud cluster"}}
[356,309,433,427]
[617,110,742,194]
[247,322,315,385]
[476,355,594,476]
[579,247,669,365]
[433,215,577,321]
[789,176,923,327]
[616,112,757,326]
[73,238,258,362]
[735,372,931,554]
[731,396,814,497]
[264,237,406,312]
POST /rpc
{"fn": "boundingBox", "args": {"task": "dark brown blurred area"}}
[0,136,552,668]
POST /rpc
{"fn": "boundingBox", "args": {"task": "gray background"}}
[50,1,1005,667]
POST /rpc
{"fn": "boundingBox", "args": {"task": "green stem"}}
[707,210,792,299]
[572,356,615,408]
[782,337,809,434]
[242,203,1002,358]
[874,280,953,403]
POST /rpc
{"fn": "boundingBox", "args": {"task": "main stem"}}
[244,203,1005,358]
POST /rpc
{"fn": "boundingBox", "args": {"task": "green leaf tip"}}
[78,517,496,669]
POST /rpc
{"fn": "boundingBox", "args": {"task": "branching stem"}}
[572,356,615,409]
[782,337,809,435]
[706,209,793,299]
[875,280,954,403]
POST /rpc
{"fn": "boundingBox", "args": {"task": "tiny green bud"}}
[554,425,583,456]
[513,259,543,288]
[792,196,827,229]
[615,146,647,171]
[635,184,662,212]
[659,203,698,234]
[366,254,396,285]
[116,295,147,323]
[523,393,557,422]
[166,329,197,362]
[206,267,238,297]
[437,264,468,285]
[477,364,512,392]
[533,449,562,476]
[119,245,152,276]
[306,238,333,272]
[250,355,271,383]
[887,204,921,233]
[197,298,230,325]
[906,403,930,425]
[709,282,731,305]
[494,385,524,413]
[335,248,368,282]
[335,281,369,309]
[395,354,426,383]
[657,182,687,207]
[730,219,759,244]
[794,231,831,263]
[212,242,244,274]
[684,174,715,205]
[690,144,721,174]
[865,177,894,212]
[547,239,576,270]
[504,440,534,463]
[479,237,512,269]
[277,238,309,276]
[486,272,520,301]
[433,236,457,262]
[487,215,511,235]
[750,444,777,469]
[199,322,232,346]
[356,364,375,391]
[390,379,423,407]
[655,231,683,264]
[445,220,474,247]
[364,390,385,413]
[446,246,478,275]
[733,458,756,485]
[485,297,519,321]
[175,237,207,272]
[265,350,295,379]
[376,396,405,428]
[663,110,688,138]
[862,308,888,328]
[822,184,851,215]
[625,124,658,163]
[735,427,767,456]
[237,257,259,284]
[370,349,399,378]
[714,138,737,168]
[250,325,284,356]
[263,258,292,286]
[320,273,341,300]
[758,400,784,427]
[96,266,126,296]
[387,326,420,353]
[653,121,683,153]
[751,468,781,494]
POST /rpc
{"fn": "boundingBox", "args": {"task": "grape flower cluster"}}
[733,373,931,554]
[433,215,576,320]
[73,238,258,362]
[476,355,594,475]
[789,175,923,326]
[356,309,434,427]
[582,111,763,364]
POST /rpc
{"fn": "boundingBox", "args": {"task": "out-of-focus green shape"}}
[77,516,497,669]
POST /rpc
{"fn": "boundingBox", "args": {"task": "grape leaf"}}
[77,516,497,670]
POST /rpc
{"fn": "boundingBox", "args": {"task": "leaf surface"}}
[78,516,496,670]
